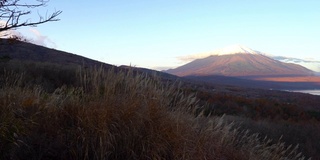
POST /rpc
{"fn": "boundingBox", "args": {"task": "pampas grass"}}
[0,67,307,159]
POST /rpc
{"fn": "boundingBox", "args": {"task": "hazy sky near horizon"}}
[17,0,320,70]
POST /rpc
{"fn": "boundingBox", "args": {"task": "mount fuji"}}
[205,44,259,56]
[166,45,314,77]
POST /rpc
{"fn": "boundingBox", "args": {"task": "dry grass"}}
[0,67,308,159]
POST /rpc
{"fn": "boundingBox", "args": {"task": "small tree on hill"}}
[0,0,61,36]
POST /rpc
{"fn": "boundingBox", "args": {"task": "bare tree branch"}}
[0,0,61,33]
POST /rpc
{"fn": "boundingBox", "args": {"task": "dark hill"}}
[0,38,180,90]
[0,38,113,68]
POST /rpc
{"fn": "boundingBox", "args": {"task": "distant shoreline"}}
[286,90,320,96]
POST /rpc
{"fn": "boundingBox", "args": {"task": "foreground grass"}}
[0,68,307,159]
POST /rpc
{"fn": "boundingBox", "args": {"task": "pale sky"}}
[17,0,320,70]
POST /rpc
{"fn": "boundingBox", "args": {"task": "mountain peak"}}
[167,44,313,77]
[209,44,259,56]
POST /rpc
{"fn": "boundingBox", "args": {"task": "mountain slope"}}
[167,54,313,77]
[0,38,113,68]
[0,38,181,86]
[167,45,314,77]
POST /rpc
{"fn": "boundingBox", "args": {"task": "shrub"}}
[0,67,308,159]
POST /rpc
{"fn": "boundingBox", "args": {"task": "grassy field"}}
[0,63,308,159]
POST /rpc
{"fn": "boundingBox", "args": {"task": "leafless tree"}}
[0,0,61,34]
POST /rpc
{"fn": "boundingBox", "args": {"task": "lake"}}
[290,90,320,96]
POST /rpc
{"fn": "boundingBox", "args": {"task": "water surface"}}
[290,90,320,96]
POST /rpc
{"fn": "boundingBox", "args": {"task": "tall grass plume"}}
[0,67,308,159]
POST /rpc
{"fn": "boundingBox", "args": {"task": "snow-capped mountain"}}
[178,44,261,62]
[167,45,314,77]
[178,45,320,73]
[207,44,260,56]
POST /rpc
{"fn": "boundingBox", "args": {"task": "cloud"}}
[28,28,57,48]
[151,66,176,71]
[0,21,56,48]
[177,53,212,62]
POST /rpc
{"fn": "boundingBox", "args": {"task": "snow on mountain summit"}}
[178,44,261,62]
[209,44,259,56]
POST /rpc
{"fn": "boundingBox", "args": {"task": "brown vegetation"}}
[0,63,309,159]
[193,89,320,159]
